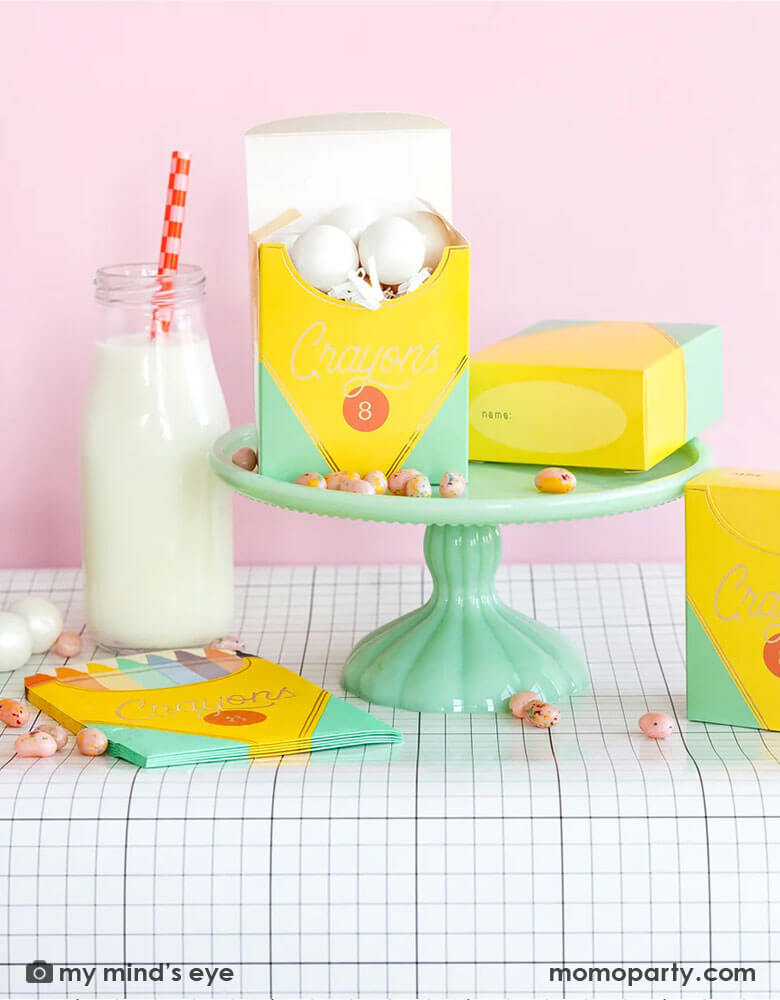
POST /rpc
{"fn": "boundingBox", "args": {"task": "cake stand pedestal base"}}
[342,524,589,713]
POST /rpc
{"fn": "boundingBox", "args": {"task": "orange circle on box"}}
[203,710,266,726]
[763,634,780,677]
[343,385,389,432]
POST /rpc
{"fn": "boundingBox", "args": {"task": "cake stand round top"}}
[211,425,713,526]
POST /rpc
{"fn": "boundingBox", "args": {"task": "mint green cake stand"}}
[211,427,712,714]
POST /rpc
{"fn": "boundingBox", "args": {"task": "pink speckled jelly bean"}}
[388,469,421,495]
[508,691,539,719]
[639,712,675,739]
[340,479,376,495]
[36,722,69,750]
[405,474,432,498]
[295,472,327,489]
[526,702,561,729]
[0,699,29,728]
[363,471,388,495]
[326,471,360,490]
[53,631,82,658]
[15,731,58,758]
[77,727,108,757]
[439,472,466,498]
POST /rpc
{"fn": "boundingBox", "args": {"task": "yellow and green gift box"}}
[470,320,722,471]
[686,469,780,732]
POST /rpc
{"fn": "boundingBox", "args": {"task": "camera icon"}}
[26,961,54,984]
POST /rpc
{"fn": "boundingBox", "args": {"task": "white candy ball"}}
[321,203,380,244]
[359,216,425,286]
[9,596,63,653]
[408,210,451,271]
[0,612,33,671]
[290,224,359,292]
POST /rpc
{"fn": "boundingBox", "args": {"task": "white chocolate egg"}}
[0,612,33,671]
[408,210,451,271]
[290,225,358,292]
[358,216,425,286]
[321,203,380,244]
[8,596,62,653]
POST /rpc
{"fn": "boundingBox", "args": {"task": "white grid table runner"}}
[1,565,778,1000]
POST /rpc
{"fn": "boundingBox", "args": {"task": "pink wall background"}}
[2,1,778,568]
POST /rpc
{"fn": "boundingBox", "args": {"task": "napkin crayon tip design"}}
[26,648,401,767]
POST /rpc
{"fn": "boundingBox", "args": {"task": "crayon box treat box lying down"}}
[469,320,722,471]
[245,113,469,483]
[686,469,780,732]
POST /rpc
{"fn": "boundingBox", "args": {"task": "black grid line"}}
[0,566,778,999]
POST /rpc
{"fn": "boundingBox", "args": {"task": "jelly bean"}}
[15,731,58,758]
[508,691,539,719]
[526,702,561,729]
[77,727,108,757]
[387,469,421,495]
[0,698,29,728]
[53,631,82,658]
[325,471,360,490]
[363,471,388,495]
[534,467,577,494]
[405,474,432,498]
[638,712,675,739]
[340,479,376,495]
[439,472,466,498]
[295,472,327,489]
[232,447,258,472]
[36,722,69,750]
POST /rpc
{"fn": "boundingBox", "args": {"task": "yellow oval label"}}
[470,381,628,454]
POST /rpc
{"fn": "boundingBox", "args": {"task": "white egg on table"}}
[321,203,379,244]
[408,210,451,271]
[358,216,425,286]
[0,612,33,671]
[9,595,63,653]
[289,224,359,292]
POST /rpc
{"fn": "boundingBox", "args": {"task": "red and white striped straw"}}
[151,150,192,339]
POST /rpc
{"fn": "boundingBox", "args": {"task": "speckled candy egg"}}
[326,471,360,490]
[639,712,675,739]
[534,467,577,495]
[439,472,466,498]
[526,702,561,729]
[387,469,421,495]
[295,472,327,489]
[232,447,258,472]
[77,727,108,757]
[0,698,29,728]
[508,691,539,719]
[15,731,58,758]
[340,478,376,495]
[53,631,82,658]
[363,471,388,495]
[36,722,69,750]
[405,474,432,498]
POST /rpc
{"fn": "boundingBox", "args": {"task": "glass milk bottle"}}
[81,264,233,649]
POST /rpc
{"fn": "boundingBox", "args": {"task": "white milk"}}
[81,332,233,649]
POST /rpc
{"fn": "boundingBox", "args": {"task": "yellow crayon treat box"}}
[686,469,780,731]
[245,114,469,482]
[469,320,722,471]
